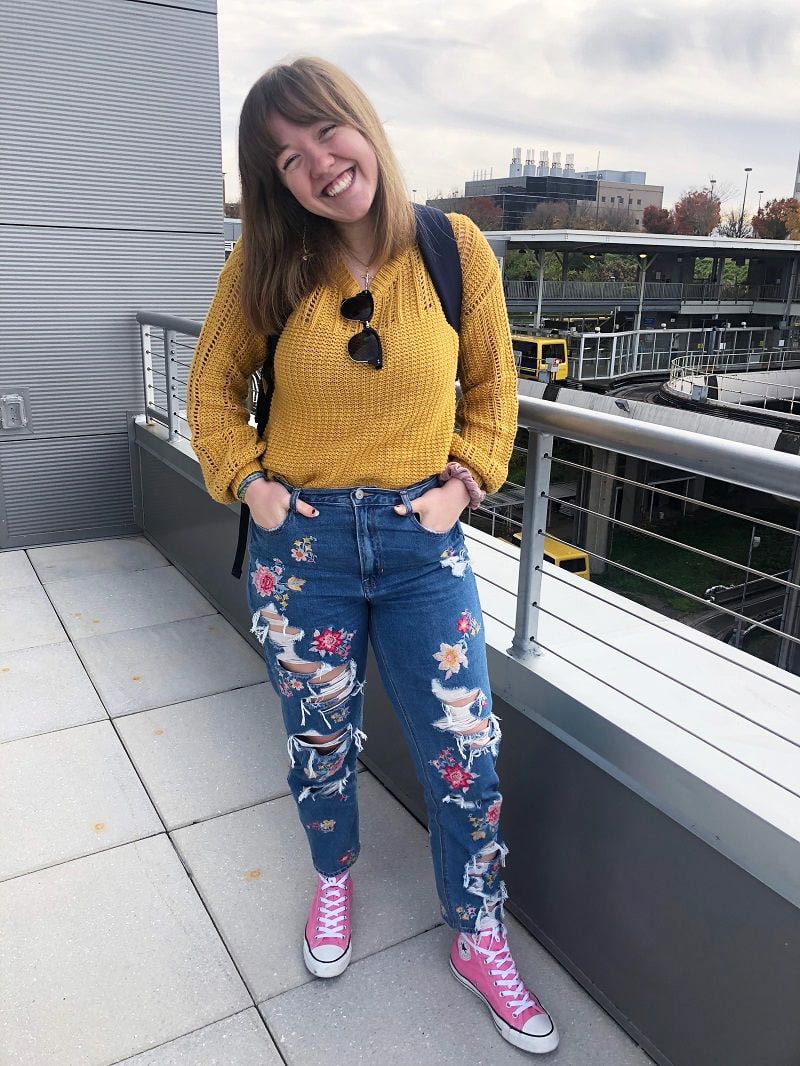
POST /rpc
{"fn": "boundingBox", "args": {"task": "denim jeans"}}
[245,472,507,934]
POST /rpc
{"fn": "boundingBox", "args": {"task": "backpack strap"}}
[231,333,278,579]
[232,205,463,579]
[412,203,462,333]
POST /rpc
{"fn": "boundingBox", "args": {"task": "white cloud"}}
[218,0,800,210]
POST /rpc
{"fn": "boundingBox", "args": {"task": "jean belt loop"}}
[399,488,413,516]
[289,487,301,514]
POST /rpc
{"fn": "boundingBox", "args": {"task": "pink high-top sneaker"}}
[450,917,559,1054]
[303,871,353,978]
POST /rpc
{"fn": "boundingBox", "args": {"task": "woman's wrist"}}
[236,471,267,502]
[438,461,486,510]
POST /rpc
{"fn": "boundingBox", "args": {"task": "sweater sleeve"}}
[186,241,270,505]
[445,213,519,496]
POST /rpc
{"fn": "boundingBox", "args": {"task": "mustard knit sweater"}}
[187,212,519,503]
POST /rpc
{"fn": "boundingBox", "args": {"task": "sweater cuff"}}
[231,462,266,502]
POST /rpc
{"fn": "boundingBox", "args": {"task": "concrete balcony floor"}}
[0,537,653,1065]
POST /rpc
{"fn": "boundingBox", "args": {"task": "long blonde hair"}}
[237,56,416,337]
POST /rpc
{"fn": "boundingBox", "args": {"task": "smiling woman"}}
[236,56,416,336]
[185,55,554,1055]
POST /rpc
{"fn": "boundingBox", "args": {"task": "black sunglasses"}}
[340,289,383,370]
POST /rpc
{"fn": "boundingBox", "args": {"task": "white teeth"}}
[324,167,354,197]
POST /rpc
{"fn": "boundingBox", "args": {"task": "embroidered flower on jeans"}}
[338,849,357,867]
[434,641,468,679]
[277,673,305,699]
[252,563,278,598]
[455,904,477,921]
[291,536,318,563]
[430,747,477,793]
[307,819,336,832]
[456,610,481,638]
[250,557,304,611]
[312,627,355,659]
[468,798,503,840]
[442,763,478,791]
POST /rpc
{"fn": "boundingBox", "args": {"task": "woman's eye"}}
[321,124,336,136]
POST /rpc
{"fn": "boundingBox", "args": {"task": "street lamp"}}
[412,188,416,203]
[709,177,716,200]
[757,190,764,213]
[738,167,752,237]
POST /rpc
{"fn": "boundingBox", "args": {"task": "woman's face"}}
[269,113,379,226]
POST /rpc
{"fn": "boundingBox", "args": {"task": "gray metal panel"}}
[0,0,222,231]
[1,433,138,545]
[0,0,223,546]
[0,227,223,438]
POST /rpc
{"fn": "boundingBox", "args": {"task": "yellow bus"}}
[510,335,569,381]
[512,532,590,580]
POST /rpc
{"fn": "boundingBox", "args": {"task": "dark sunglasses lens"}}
[348,327,383,369]
[341,290,374,322]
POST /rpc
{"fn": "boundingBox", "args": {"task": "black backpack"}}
[232,203,463,578]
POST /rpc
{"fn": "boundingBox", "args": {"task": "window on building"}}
[634,218,640,225]
[637,198,642,205]
[628,197,633,205]
[601,195,606,202]
[617,195,623,204]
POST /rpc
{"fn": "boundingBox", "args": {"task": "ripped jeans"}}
[246,472,507,934]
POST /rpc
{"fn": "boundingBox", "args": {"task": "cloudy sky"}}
[218,0,800,214]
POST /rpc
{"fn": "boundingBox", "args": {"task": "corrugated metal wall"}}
[0,0,223,547]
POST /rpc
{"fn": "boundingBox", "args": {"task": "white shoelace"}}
[314,873,349,940]
[471,921,538,1019]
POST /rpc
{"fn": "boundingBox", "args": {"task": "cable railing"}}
[462,396,800,679]
[668,350,800,418]
[136,309,800,682]
[503,280,791,304]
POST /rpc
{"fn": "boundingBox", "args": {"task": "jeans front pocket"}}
[250,507,293,536]
[404,509,460,537]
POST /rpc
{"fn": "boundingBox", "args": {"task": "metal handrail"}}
[509,390,800,662]
[136,309,800,672]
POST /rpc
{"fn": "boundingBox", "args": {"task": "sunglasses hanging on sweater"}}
[340,274,383,370]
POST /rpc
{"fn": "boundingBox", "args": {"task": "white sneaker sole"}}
[449,959,560,1054]
[303,937,352,978]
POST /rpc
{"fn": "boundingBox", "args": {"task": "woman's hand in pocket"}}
[245,478,317,529]
[393,478,470,532]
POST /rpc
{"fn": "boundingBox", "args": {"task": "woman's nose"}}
[309,146,337,179]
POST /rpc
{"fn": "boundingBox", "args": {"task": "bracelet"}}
[438,461,487,510]
[236,472,267,501]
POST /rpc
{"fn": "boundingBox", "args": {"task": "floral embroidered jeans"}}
[246,472,507,934]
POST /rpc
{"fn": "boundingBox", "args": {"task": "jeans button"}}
[354,488,364,500]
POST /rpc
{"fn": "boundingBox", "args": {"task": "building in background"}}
[573,167,664,229]
[794,150,800,199]
[431,148,662,230]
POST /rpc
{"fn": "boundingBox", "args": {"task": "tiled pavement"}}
[0,538,654,1065]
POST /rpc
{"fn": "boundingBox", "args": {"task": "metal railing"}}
[480,397,800,677]
[668,350,800,419]
[137,312,204,442]
[136,309,800,680]
[572,326,773,381]
[503,280,791,304]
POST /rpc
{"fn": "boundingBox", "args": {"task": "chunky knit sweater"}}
[186,212,518,503]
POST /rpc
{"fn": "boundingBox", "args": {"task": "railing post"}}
[164,329,178,440]
[140,323,155,423]
[508,431,552,662]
